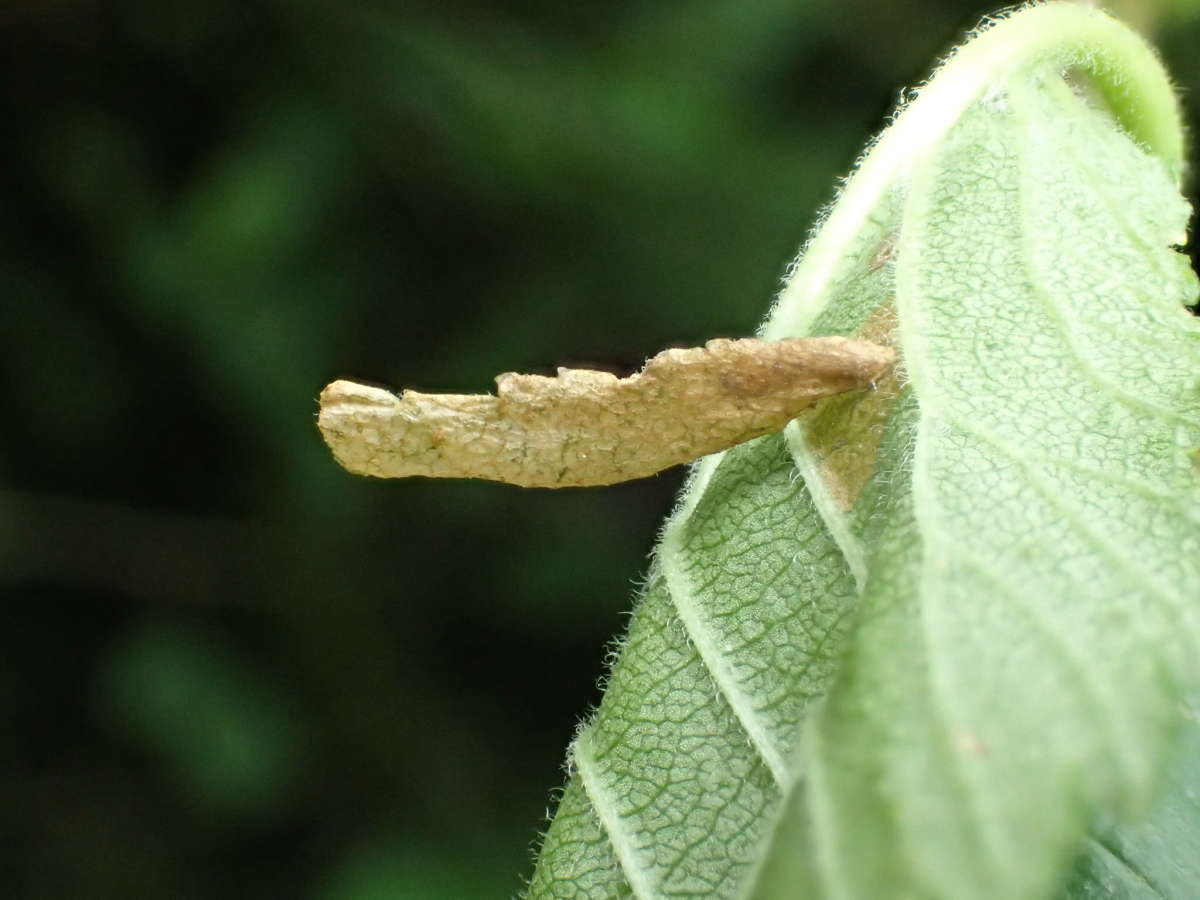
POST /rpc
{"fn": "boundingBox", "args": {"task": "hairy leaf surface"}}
[750,66,1200,900]
[528,7,1200,899]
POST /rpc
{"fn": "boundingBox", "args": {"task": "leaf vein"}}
[959,556,1146,786]
[1086,837,1169,900]
[784,419,869,592]
[1010,81,1194,429]
[942,413,1197,614]
[660,520,792,787]
[573,729,656,900]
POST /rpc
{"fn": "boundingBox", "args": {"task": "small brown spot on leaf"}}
[804,304,905,510]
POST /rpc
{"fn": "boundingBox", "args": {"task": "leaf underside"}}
[1064,701,1200,900]
[528,39,1200,900]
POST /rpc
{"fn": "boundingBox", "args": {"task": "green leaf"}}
[1065,704,1200,900]
[528,435,862,898]
[528,6,1200,899]
[750,65,1200,900]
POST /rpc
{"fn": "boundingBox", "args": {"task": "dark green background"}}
[3,1,1196,897]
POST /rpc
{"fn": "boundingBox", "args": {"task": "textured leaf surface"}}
[528,434,861,898]
[528,172,901,900]
[750,67,1200,900]
[1066,705,1200,900]
[528,7,1200,899]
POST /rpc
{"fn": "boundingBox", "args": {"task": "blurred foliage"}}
[1,0,1196,897]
